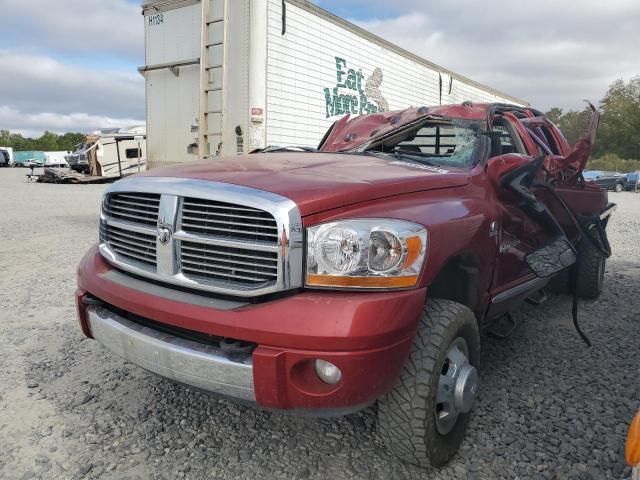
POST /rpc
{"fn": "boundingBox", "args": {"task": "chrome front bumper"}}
[86,306,255,401]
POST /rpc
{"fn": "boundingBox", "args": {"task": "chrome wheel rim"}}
[435,337,478,435]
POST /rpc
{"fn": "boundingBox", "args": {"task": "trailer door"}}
[142,0,203,168]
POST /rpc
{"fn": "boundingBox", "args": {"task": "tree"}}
[545,76,640,172]
[0,130,86,152]
[556,108,593,147]
[545,107,563,124]
[595,76,640,159]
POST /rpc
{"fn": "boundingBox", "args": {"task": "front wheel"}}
[614,183,624,193]
[377,299,480,467]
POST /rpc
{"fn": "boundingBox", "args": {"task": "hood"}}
[139,152,470,216]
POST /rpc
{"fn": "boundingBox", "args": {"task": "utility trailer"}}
[140,0,527,168]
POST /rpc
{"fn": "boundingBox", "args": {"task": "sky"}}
[0,0,638,137]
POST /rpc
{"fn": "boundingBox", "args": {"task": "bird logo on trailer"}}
[323,57,389,118]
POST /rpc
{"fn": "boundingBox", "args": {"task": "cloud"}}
[0,0,143,59]
[0,50,144,135]
[0,106,143,137]
[337,0,640,110]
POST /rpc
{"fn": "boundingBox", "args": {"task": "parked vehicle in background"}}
[626,172,639,192]
[65,127,146,178]
[140,0,527,168]
[0,148,10,167]
[13,151,45,167]
[77,102,615,468]
[583,170,628,192]
[44,151,70,168]
[0,146,13,166]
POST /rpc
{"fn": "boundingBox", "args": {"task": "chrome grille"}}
[100,223,157,267]
[104,193,160,227]
[98,178,303,297]
[180,241,278,286]
[180,198,279,244]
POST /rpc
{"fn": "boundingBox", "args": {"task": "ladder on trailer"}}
[199,0,227,159]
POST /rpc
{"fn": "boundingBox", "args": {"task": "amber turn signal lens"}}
[402,236,423,269]
[626,411,640,466]
[306,274,418,288]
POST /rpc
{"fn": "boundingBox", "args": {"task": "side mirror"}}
[486,153,535,192]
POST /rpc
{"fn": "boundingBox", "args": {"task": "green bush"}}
[588,154,640,173]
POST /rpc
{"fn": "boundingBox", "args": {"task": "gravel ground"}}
[1,167,639,480]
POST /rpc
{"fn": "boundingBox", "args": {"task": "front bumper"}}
[77,245,426,413]
[86,305,255,401]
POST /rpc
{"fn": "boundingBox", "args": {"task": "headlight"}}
[306,219,427,289]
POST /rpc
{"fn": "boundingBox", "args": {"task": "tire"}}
[377,299,480,468]
[575,233,606,299]
[614,183,624,193]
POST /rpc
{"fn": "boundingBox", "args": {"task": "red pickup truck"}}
[76,102,615,467]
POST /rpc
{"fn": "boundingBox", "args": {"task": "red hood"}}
[138,153,470,216]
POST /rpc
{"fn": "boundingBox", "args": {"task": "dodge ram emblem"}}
[157,227,172,245]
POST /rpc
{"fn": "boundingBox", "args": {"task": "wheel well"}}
[428,254,481,317]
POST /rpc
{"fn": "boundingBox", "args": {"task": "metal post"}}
[116,138,123,178]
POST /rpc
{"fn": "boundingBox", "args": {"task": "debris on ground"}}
[36,168,114,184]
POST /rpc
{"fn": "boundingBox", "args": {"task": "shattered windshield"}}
[364,119,481,169]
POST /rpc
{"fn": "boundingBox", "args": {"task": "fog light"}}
[314,359,342,385]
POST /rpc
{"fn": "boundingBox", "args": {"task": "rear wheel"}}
[614,182,624,193]
[377,299,480,467]
[548,231,606,299]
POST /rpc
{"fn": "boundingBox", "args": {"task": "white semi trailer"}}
[141,0,527,168]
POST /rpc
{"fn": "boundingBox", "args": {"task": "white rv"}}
[140,0,527,169]
[65,126,147,178]
[44,151,70,167]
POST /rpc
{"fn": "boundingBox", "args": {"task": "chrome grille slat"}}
[105,192,160,227]
[179,240,278,286]
[180,196,279,244]
[181,209,272,222]
[116,193,162,203]
[103,218,157,236]
[182,200,267,214]
[180,222,279,238]
[108,234,155,252]
[111,245,156,263]
[180,243,276,261]
[104,208,156,223]
[180,264,273,283]
[102,227,156,244]
[182,252,278,271]
[98,179,303,297]
[111,198,160,209]
[101,217,157,268]
[181,216,278,231]
[106,204,159,218]
[181,259,274,277]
